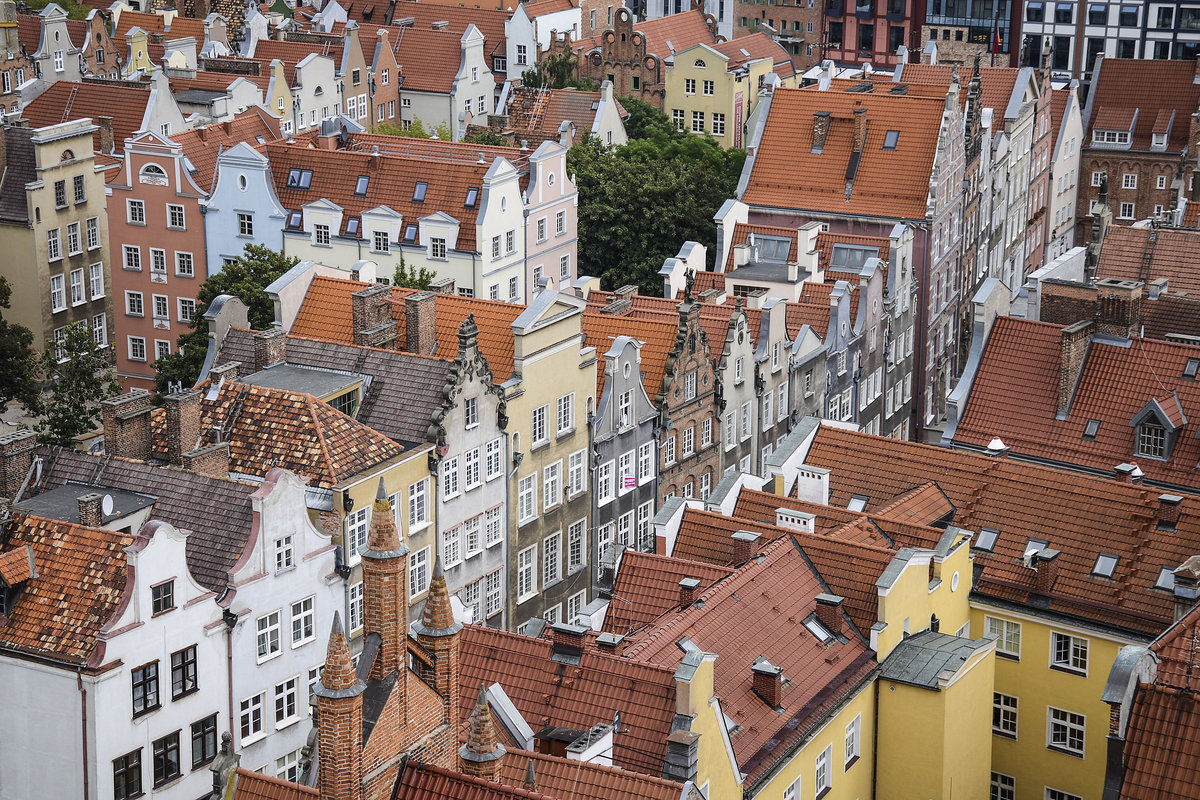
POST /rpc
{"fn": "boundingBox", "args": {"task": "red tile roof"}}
[1088,58,1200,152]
[22,81,151,152]
[0,545,34,587]
[393,762,557,800]
[585,289,762,359]
[458,625,679,776]
[582,311,675,400]
[874,481,955,526]
[351,4,507,65]
[231,768,318,799]
[603,550,733,635]
[391,25,473,93]
[629,9,716,62]
[953,315,1200,492]
[619,536,876,785]
[806,424,1200,636]
[724,222,800,270]
[742,88,945,221]
[0,514,134,664]
[895,62,1019,118]
[113,10,206,57]
[169,109,282,193]
[504,86,626,144]
[711,33,794,79]
[1096,226,1200,295]
[496,747,686,800]
[253,37,344,67]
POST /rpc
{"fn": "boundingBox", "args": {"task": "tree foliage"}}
[22,0,90,19]
[36,322,120,445]
[0,277,40,415]
[393,257,436,290]
[521,51,598,91]
[376,118,454,141]
[462,128,511,147]
[568,102,746,295]
[154,244,298,396]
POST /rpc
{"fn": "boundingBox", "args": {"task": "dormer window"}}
[287,211,302,229]
[1093,130,1130,146]
[847,494,868,512]
[1137,421,1167,458]
[402,224,418,243]
[1131,396,1185,460]
[804,616,834,643]
[345,217,360,237]
[1153,133,1167,148]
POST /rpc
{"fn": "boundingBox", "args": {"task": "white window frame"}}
[1046,706,1085,757]
[256,611,282,663]
[1049,631,1088,675]
[517,544,537,601]
[986,616,1021,659]
[408,545,431,599]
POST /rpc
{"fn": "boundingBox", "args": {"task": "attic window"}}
[829,244,879,270]
[975,527,999,552]
[286,169,313,189]
[803,616,834,643]
[345,217,360,237]
[1024,538,1048,558]
[1083,419,1101,440]
[1155,566,1176,591]
[1185,359,1199,379]
[694,58,706,67]
[1092,553,1119,578]
[752,235,791,262]
[882,129,899,149]
[286,211,302,228]
[847,495,868,512]
[402,224,418,243]
[413,182,428,202]
[354,175,370,196]
[465,187,479,208]
[1136,421,1167,459]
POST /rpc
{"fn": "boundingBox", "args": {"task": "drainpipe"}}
[77,667,89,800]
[223,607,238,742]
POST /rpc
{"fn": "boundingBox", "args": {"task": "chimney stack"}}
[549,622,588,663]
[1032,548,1061,595]
[101,390,154,461]
[0,430,37,501]
[1114,462,1144,483]
[1157,494,1184,530]
[731,530,760,564]
[77,493,104,527]
[811,111,830,153]
[251,327,287,371]
[351,284,398,349]
[815,593,845,636]
[751,657,783,708]
[164,390,203,466]
[404,290,437,355]
[97,116,115,156]
[182,442,230,479]
[852,107,868,152]
[1095,279,1143,339]
[679,577,701,607]
[1056,320,1092,413]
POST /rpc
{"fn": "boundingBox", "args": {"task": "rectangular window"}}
[257,611,281,661]
[152,731,181,787]
[113,750,142,800]
[994,692,1018,737]
[152,580,174,614]
[692,110,705,133]
[1047,707,1085,756]
[441,455,461,499]
[1122,173,1137,190]
[486,569,503,617]
[463,447,482,490]
[69,268,84,305]
[291,596,315,645]
[990,773,1015,800]
[815,744,832,794]
[682,425,694,456]
[987,616,1021,658]
[54,180,67,208]
[128,336,146,361]
[567,590,586,624]
[568,519,585,571]
[713,113,725,136]
[345,506,368,558]
[275,676,299,724]
[532,404,548,444]
[92,314,106,346]
[170,645,197,698]
[506,230,515,254]
[191,714,217,768]
[568,448,586,496]
[560,254,570,280]
[673,109,685,131]
[47,228,61,262]
[66,222,81,256]
[518,545,537,600]
[237,212,253,236]
[1050,632,1088,674]
[703,79,714,95]
[1119,202,1135,219]
[85,217,100,250]
[73,174,86,204]
[131,661,160,715]
[349,581,364,631]
[637,441,655,481]
[443,525,462,567]
[597,460,614,504]
[408,478,430,529]
[464,515,482,557]
[845,714,861,765]
[663,436,676,465]
[409,546,431,598]
[685,78,696,94]
[314,223,330,245]
[128,200,145,224]
[556,210,566,235]
[485,438,504,480]
[485,506,503,547]
[618,450,634,492]
[166,204,185,229]
[543,532,561,585]
[239,693,264,741]
[556,393,575,434]
[543,461,562,510]
[152,294,168,321]
[86,263,104,301]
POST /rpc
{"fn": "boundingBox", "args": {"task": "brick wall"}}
[101,390,153,461]
[1077,151,1180,234]
[658,299,721,503]
[1040,280,1101,327]
[0,430,36,500]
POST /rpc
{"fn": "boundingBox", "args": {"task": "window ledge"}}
[531,439,550,453]
[132,704,161,719]
[256,652,282,666]
[276,716,302,731]
[240,732,267,748]
[844,754,859,770]
[171,686,198,702]
[992,729,1017,740]
[556,427,576,439]
[1049,664,1087,677]
[1046,745,1084,759]
[290,635,315,649]
[408,521,433,536]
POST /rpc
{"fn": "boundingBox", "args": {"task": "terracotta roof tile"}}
[496,747,684,800]
[873,481,954,526]
[807,424,1200,636]
[391,26,472,93]
[602,550,732,635]
[0,546,34,587]
[724,222,799,270]
[1119,683,1200,800]
[743,88,945,220]
[231,768,319,798]
[22,81,151,153]
[582,312,675,400]
[630,9,716,62]
[585,290,762,358]
[393,762,557,800]
[169,108,282,193]
[15,14,41,52]
[346,4,506,67]
[711,33,794,79]
[1088,58,1200,152]
[0,514,133,664]
[252,37,344,66]
[113,10,206,55]
[506,86,620,143]
[1096,226,1200,295]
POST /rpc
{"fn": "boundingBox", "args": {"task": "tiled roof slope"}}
[895,62,1018,117]
[586,290,762,357]
[629,9,715,62]
[725,222,799,270]
[806,425,1200,636]
[784,280,860,338]
[252,37,344,67]
[505,86,626,143]
[1096,226,1200,294]
[0,125,35,223]
[1142,292,1200,340]
[619,536,876,785]
[170,108,282,193]
[497,747,687,800]
[742,88,944,220]
[582,312,675,399]
[0,514,133,664]
[711,33,794,79]
[231,768,318,799]
[394,762,557,800]
[148,379,405,489]
[458,625,678,776]
[36,446,258,593]
[953,316,1200,491]
[391,26,472,93]
[1088,58,1200,152]
[112,10,206,54]
[349,4,507,63]
[22,81,150,152]
[602,550,733,635]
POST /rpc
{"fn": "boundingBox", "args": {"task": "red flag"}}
[992,28,1001,53]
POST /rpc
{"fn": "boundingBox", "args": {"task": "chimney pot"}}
[1032,548,1061,595]
[1115,462,1144,483]
[404,290,437,355]
[164,390,203,466]
[0,430,37,500]
[251,327,287,371]
[101,390,154,461]
[1158,494,1184,529]
[182,441,230,479]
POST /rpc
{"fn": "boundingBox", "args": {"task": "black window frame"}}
[113,749,142,800]
[1088,3,1105,23]
[131,661,160,717]
[170,645,198,699]
[1054,2,1072,22]
[1026,1,1043,21]
[151,580,174,615]
[152,731,181,787]
[1118,4,1137,25]
[191,714,218,768]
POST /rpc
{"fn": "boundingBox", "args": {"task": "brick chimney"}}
[852,107,868,152]
[405,290,437,355]
[1157,494,1184,530]
[77,492,104,527]
[550,622,587,663]
[361,479,410,683]
[209,361,241,382]
[751,657,783,708]
[251,327,287,371]
[1032,548,1061,595]
[815,593,845,636]
[0,430,36,500]
[314,612,366,800]
[459,685,506,781]
[181,442,230,478]
[164,390,203,466]
[811,111,830,153]
[414,551,462,725]
[97,116,115,156]
[1095,279,1143,339]
[1114,462,1144,483]
[352,284,398,349]
[731,530,760,564]
[1056,320,1092,413]
[101,390,153,461]
[679,577,701,606]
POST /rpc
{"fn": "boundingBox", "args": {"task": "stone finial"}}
[460,684,505,778]
[416,554,462,636]
[523,758,537,791]
[458,314,479,350]
[208,731,239,799]
[317,612,360,693]
[364,482,405,556]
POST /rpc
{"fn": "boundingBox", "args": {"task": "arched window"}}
[694,59,706,67]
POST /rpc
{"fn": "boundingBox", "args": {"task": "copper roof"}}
[742,88,945,220]
[1088,58,1200,151]
[22,81,152,153]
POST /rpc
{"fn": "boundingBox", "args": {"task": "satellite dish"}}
[101,494,114,517]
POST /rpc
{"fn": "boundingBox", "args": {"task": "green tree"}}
[393,257,436,290]
[463,128,511,147]
[619,96,682,142]
[376,118,454,141]
[568,130,746,294]
[22,0,90,19]
[36,322,120,445]
[154,244,298,395]
[521,51,599,91]
[0,277,40,415]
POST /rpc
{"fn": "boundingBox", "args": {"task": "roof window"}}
[882,129,899,149]
[847,494,868,512]
[829,244,879,270]
[286,168,313,190]
[1024,538,1048,558]
[354,175,369,196]
[803,616,834,643]
[1155,566,1175,591]
[465,186,479,208]
[975,527,999,552]
[1185,358,1199,379]
[1092,553,1119,578]
[286,211,302,229]
[402,224,418,243]
[1083,419,1100,440]
[413,181,428,202]
[345,217,360,237]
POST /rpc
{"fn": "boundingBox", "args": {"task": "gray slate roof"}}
[0,126,34,224]
[217,327,257,371]
[35,446,258,594]
[878,629,991,689]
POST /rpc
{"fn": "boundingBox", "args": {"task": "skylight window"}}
[804,616,834,643]
[1185,358,1199,379]
[975,527,999,552]
[883,130,899,150]
[1092,553,1119,578]
[465,186,479,207]
[402,224,418,242]
[286,168,313,190]
[354,175,369,196]
[1024,538,1048,558]
[847,495,869,512]
[345,217,360,237]
[413,181,428,202]
[829,244,879,270]
[1083,419,1101,439]
[255,136,266,144]
[676,636,701,654]
[1155,566,1176,591]
[286,211,302,228]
